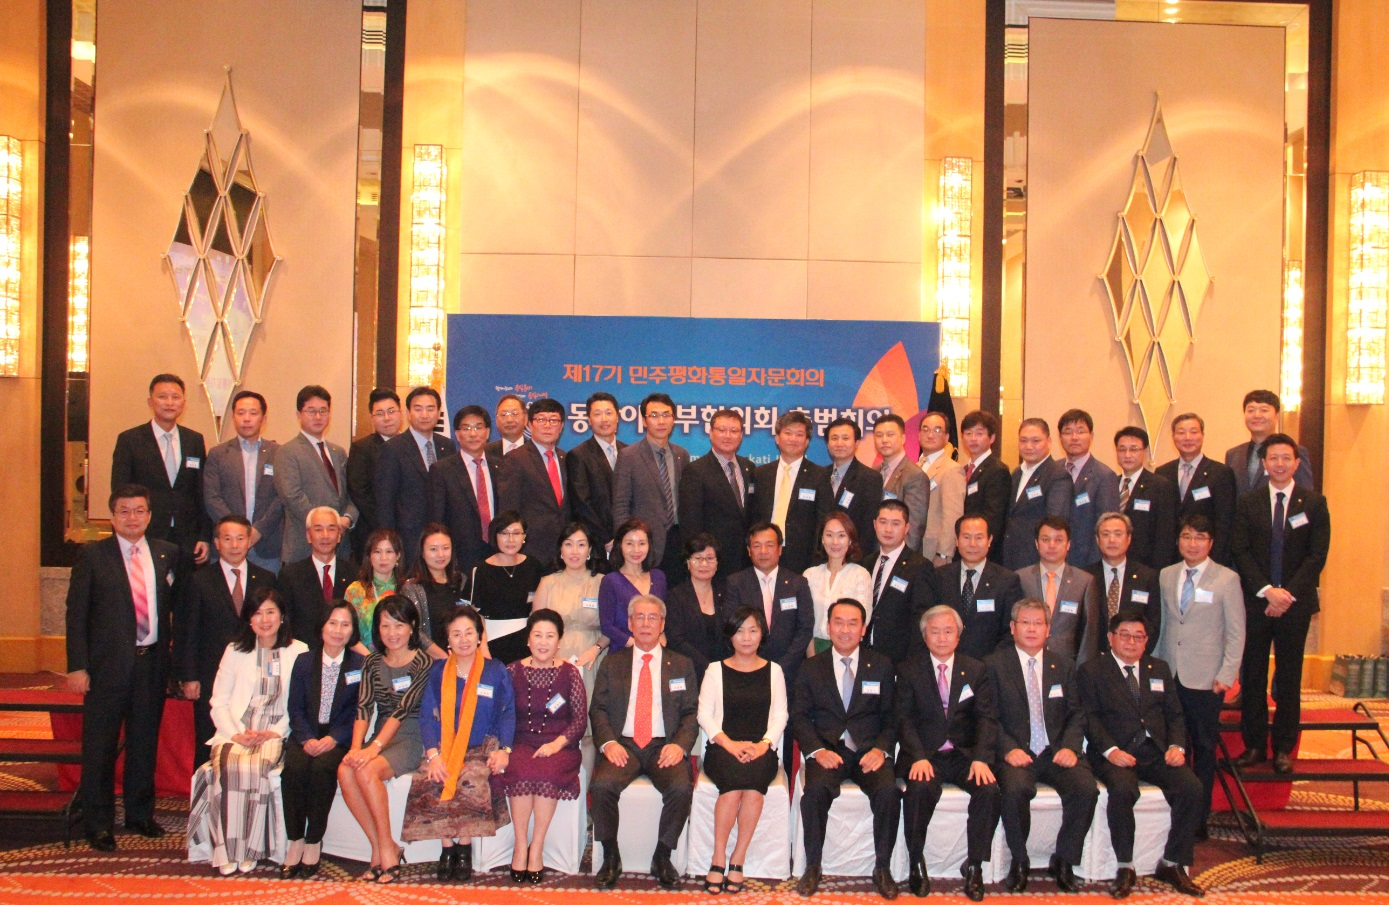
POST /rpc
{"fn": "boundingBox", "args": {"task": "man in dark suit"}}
[1015,517,1101,664]
[960,411,1011,559]
[897,605,1000,901]
[175,516,276,767]
[345,388,400,560]
[921,514,1023,661]
[1057,409,1121,568]
[1114,427,1180,570]
[567,392,626,555]
[375,386,457,565]
[110,373,210,570]
[427,405,502,577]
[486,394,529,457]
[613,393,690,580]
[1157,413,1238,566]
[1223,390,1314,496]
[497,398,570,568]
[1231,434,1331,774]
[1000,418,1072,570]
[276,506,354,643]
[1079,611,1205,898]
[65,484,178,850]
[863,500,929,664]
[275,385,358,563]
[589,595,699,889]
[679,408,754,577]
[749,411,826,575]
[985,599,1096,893]
[1087,513,1162,654]
[792,600,900,899]
[816,416,884,558]
[723,522,815,687]
[202,390,283,572]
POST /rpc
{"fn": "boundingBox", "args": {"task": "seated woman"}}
[696,606,787,894]
[188,588,309,875]
[279,600,365,879]
[500,609,588,883]
[803,512,872,656]
[402,606,515,883]
[470,511,545,664]
[345,528,406,656]
[336,595,433,883]
[401,522,464,660]
[598,518,667,649]
[664,533,726,681]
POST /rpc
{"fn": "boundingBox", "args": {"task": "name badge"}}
[345,670,362,686]
[1130,590,1150,604]
[839,489,855,507]
[477,683,494,699]
[527,592,536,604]
[391,676,412,693]
[862,680,881,695]
[1134,499,1151,512]
[582,596,599,609]
[883,490,898,500]
[268,659,280,677]
[669,677,686,692]
[1059,600,1078,615]
[967,482,979,495]
[959,684,974,702]
[1194,588,1214,604]
[185,456,201,470]
[1288,512,1309,529]
[747,482,755,494]
[779,597,798,610]
[1048,684,1064,699]
[1149,678,1164,693]
[1026,485,1042,500]
[889,576,909,593]
[263,463,274,476]
[798,487,816,502]
[1075,491,1090,507]
[976,598,995,613]
[546,693,565,713]
[1192,485,1211,501]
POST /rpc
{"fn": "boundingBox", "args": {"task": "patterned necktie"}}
[424,436,436,469]
[162,431,178,487]
[604,442,617,470]
[772,463,792,532]
[832,465,844,494]
[1027,657,1048,755]
[1107,567,1121,619]
[1065,460,1076,479]
[1270,491,1286,586]
[545,449,563,505]
[318,660,340,724]
[1180,567,1196,614]
[726,460,742,510]
[962,568,977,612]
[1119,475,1132,511]
[318,441,339,494]
[1180,462,1194,498]
[1044,570,1058,613]
[633,653,654,748]
[654,446,675,522]
[474,457,492,540]
[964,462,975,485]
[938,663,954,751]
[128,543,151,644]
[230,567,244,614]
[1125,664,1141,702]
[873,554,889,603]
[321,563,333,602]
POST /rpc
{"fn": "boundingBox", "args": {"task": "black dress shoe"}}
[651,849,681,888]
[1048,855,1079,892]
[796,866,822,897]
[86,831,116,852]
[1273,753,1294,774]
[124,818,165,838]
[452,844,472,882]
[1111,867,1136,899]
[439,848,455,881]
[1005,857,1029,893]
[278,863,302,880]
[1154,862,1205,897]
[908,856,930,897]
[595,849,622,889]
[299,861,320,879]
[528,869,545,884]
[1233,748,1267,767]
[873,865,899,900]
[961,861,985,902]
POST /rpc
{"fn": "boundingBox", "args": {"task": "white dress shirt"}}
[1015,459,1044,501]
[219,557,250,597]
[410,427,435,468]
[117,534,159,645]
[871,544,906,607]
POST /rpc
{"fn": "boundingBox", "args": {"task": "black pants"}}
[902,748,1000,864]
[1241,609,1311,755]
[591,736,692,852]
[800,747,900,869]
[996,749,1098,865]
[1091,745,1202,867]
[281,733,349,844]
[659,524,686,586]
[1176,681,1223,828]
[81,647,167,834]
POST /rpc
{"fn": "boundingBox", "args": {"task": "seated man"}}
[1077,610,1205,899]
[984,599,1097,893]
[897,606,1000,901]
[791,599,899,899]
[589,594,699,890]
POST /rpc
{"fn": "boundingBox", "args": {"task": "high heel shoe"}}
[510,865,527,883]
[528,868,545,884]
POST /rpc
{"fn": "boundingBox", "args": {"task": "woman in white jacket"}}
[187,588,308,874]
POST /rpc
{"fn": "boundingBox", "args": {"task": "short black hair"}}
[961,410,1000,437]
[877,498,910,520]
[232,588,293,652]
[1114,426,1149,448]
[555,521,600,573]
[405,386,442,409]
[827,597,867,625]
[109,484,152,511]
[496,393,525,413]
[368,388,400,410]
[297,385,332,410]
[1035,515,1071,540]
[1057,408,1093,432]
[710,408,745,428]
[1243,390,1281,412]
[746,520,783,546]
[775,411,813,435]
[489,510,527,553]
[527,398,565,421]
[1259,432,1299,460]
[1108,608,1149,634]
[825,416,861,442]
[1019,417,1050,437]
[683,531,720,560]
[1178,514,1214,536]
[586,392,619,417]
[874,414,906,433]
[528,607,566,640]
[231,390,267,413]
[215,514,253,534]
[955,513,991,537]
[452,404,491,431]
[723,605,768,641]
[149,373,185,394]
[447,604,484,640]
[373,593,422,651]
[640,393,675,417]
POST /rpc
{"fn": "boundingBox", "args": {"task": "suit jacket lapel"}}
[140,428,174,491]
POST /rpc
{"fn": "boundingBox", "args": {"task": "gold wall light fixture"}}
[0,136,22,377]
[69,236,91,374]
[1280,259,1302,409]
[937,156,972,396]
[408,144,447,389]
[1348,171,1388,405]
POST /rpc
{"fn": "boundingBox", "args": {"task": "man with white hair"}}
[275,506,355,643]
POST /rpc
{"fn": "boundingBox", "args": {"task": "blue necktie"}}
[1270,491,1286,587]
[1027,657,1048,755]
[1180,567,1196,615]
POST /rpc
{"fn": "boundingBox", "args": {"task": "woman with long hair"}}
[802,512,871,655]
[598,518,667,648]
[531,522,608,698]
[401,523,464,660]
[345,528,406,655]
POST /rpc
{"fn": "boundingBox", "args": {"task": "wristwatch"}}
[500,746,513,754]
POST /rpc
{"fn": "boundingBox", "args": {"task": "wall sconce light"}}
[1280,259,1302,408]
[408,144,447,389]
[68,236,90,374]
[1348,171,1388,404]
[937,156,973,396]
[0,136,22,378]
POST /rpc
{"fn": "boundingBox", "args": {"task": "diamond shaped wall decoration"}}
[1098,96,1214,443]
[162,71,280,436]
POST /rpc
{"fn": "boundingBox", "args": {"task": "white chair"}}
[471,770,588,874]
[321,773,445,863]
[789,768,909,881]
[685,767,792,880]
[592,775,690,875]
[1080,782,1171,880]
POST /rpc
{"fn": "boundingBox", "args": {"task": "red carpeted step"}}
[1236,758,1389,782]
[0,690,83,713]
[0,738,83,763]
[1258,810,1389,832]
[0,791,74,814]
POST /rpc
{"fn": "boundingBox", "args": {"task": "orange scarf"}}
[438,652,485,801]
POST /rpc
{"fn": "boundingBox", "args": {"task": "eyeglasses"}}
[689,554,717,565]
[113,507,150,517]
[371,407,399,418]
[301,407,331,416]
[631,613,664,623]
[1114,631,1148,643]
[919,426,946,435]
[644,412,674,421]
[498,529,527,538]
[531,416,563,426]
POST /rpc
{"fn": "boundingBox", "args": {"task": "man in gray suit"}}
[203,390,282,573]
[612,393,691,581]
[274,385,357,563]
[1157,514,1245,838]
[873,414,929,552]
[917,411,966,566]
[1057,409,1120,568]
[1223,390,1314,495]
[1015,517,1100,665]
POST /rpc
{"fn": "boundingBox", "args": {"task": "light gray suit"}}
[918,449,965,564]
[203,436,283,565]
[274,433,357,563]
[882,456,930,552]
[1156,559,1245,690]
[611,438,690,566]
[1016,563,1101,665]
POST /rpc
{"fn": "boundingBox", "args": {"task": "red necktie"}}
[128,543,151,643]
[318,442,340,494]
[965,462,975,484]
[545,449,563,506]
[474,457,491,540]
[634,653,654,749]
[321,563,333,602]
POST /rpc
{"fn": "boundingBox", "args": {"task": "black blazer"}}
[664,579,727,680]
[375,431,457,560]
[567,436,626,551]
[497,440,570,568]
[1078,653,1186,762]
[287,648,365,746]
[962,454,1011,559]
[65,535,178,684]
[175,561,277,691]
[277,554,355,644]
[748,459,828,575]
[679,452,754,577]
[589,646,700,751]
[1230,485,1331,617]
[426,450,503,576]
[1000,458,1073,570]
[1086,559,1161,654]
[722,566,815,682]
[1155,456,1238,566]
[984,643,1085,758]
[895,651,996,765]
[925,560,1022,661]
[111,424,210,556]
[346,433,388,555]
[790,646,897,756]
[1119,469,1180,570]
[861,549,929,664]
[816,459,885,558]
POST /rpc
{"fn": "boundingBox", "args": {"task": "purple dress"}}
[599,569,668,648]
[500,661,588,800]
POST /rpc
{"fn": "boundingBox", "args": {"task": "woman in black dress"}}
[664,533,725,681]
[695,606,787,894]
[470,511,544,664]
